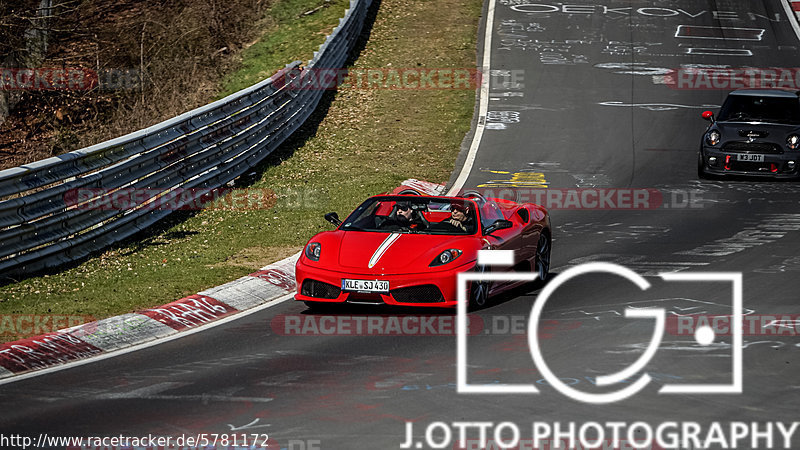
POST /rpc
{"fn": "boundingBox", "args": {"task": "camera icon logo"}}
[456,257,743,404]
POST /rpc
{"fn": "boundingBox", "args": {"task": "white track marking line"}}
[447,0,496,196]
[781,0,800,42]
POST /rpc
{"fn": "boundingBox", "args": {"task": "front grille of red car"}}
[301,279,341,299]
[391,285,445,303]
[346,293,384,304]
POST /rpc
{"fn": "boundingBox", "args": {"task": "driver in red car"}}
[380,201,427,230]
[396,201,427,230]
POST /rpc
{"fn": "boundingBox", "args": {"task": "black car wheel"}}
[697,152,708,179]
[469,264,490,309]
[535,233,551,282]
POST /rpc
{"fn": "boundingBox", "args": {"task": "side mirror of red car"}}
[483,219,513,236]
[325,212,342,226]
[702,111,715,123]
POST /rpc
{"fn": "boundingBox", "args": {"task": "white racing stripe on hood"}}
[368,233,401,268]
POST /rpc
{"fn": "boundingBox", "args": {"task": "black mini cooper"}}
[698,89,800,179]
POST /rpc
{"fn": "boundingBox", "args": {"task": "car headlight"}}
[429,249,462,267]
[305,242,321,261]
[706,130,720,146]
[787,135,800,150]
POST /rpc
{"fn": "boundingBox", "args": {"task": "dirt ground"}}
[0,0,268,170]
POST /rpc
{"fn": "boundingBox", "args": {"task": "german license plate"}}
[342,279,389,293]
[737,154,764,162]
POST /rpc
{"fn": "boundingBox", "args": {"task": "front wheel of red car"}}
[469,265,490,309]
[536,233,551,282]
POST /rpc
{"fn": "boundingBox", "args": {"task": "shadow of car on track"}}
[467,271,557,312]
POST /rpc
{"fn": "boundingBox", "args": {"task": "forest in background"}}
[0,0,269,169]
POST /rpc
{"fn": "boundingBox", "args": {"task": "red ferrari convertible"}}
[294,188,551,309]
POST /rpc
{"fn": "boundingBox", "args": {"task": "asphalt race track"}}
[2,1,800,449]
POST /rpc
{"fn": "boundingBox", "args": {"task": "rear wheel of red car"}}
[535,233,551,282]
[469,265,490,309]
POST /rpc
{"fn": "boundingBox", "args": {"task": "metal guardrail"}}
[0,0,372,277]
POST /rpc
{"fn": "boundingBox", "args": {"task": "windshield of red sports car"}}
[340,196,479,235]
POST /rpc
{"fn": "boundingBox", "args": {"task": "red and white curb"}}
[0,253,298,379]
[786,0,800,34]
[0,180,444,380]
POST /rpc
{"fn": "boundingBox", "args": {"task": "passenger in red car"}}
[447,203,473,232]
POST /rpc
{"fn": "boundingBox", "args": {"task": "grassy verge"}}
[0,0,482,330]
[219,0,353,96]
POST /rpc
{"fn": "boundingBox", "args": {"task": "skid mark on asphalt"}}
[556,222,670,244]
[676,214,800,257]
[598,101,720,111]
[550,297,756,321]
[100,392,274,403]
[556,253,710,276]
[608,339,799,354]
[755,255,800,273]
[657,180,800,199]
[572,173,611,187]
